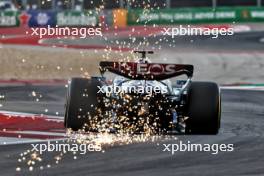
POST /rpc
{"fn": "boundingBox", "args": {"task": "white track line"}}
[4,130,66,136]
[0,110,63,121]
[0,138,66,145]
[221,86,264,91]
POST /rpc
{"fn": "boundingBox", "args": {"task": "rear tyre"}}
[185,82,221,134]
[64,77,102,131]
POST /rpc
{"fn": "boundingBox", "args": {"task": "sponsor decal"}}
[57,11,98,26]
[242,10,250,19]
[0,11,19,26]
[131,10,238,24]
[127,7,264,25]
[19,12,31,26]
[251,10,264,19]
[36,12,50,26]
[114,63,179,75]
[101,62,193,79]
[27,10,56,27]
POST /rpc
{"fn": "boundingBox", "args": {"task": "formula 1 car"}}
[64,51,221,135]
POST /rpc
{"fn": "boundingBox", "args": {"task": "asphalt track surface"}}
[0,84,264,176]
[0,27,264,175]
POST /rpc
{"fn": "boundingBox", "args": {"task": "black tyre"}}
[185,82,221,134]
[64,77,102,131]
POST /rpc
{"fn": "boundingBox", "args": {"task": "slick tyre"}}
[185,82,221,134]
[64,77,101,131]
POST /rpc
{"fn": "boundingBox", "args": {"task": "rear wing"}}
[99,61,193,80]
